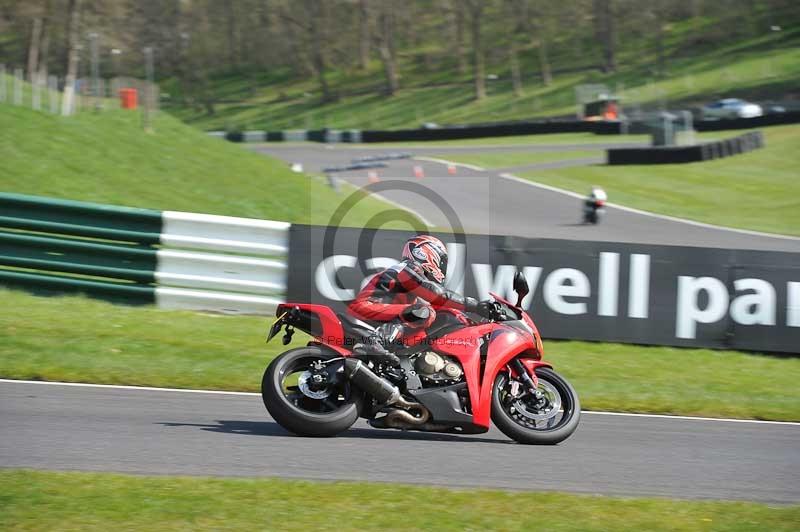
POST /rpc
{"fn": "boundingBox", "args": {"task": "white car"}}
[703,98,763,119]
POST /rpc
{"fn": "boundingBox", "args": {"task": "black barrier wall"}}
[287,225,800,353]
[219,111,800,143]
[607,131,764,165]
[360,120,596,142]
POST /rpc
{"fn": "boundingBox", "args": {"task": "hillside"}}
[164,19,800,132]
[0,102,400,226]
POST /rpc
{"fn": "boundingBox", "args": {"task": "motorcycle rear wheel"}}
[491,366,580,445]
[262,346,360,437]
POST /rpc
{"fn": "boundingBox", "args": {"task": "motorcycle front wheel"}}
[262,346,361,437]
[491,366,580,445]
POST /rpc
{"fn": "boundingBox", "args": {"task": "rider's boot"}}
[352,323,401,367]
[352,339,401,367]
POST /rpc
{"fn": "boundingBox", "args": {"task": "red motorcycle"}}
[262,272,580,444]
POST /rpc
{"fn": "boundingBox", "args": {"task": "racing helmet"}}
[402,235,448,283]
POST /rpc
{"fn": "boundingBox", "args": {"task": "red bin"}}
[119,88,138,110]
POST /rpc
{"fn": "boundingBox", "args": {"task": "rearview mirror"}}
[513,272,530,307]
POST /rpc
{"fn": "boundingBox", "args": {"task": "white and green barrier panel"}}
[0,193,287,314]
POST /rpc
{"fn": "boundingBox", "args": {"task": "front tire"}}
[491,366,580,445]
[262,346,360,437]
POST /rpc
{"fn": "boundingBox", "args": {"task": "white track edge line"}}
[415,156,485,172]
[419,156,800,242]
[370,191,435,228]
[0,379,260,397]
[580,410,799,425]
[500,171,800,242]
[338,181,434,228]
[2,379,798,426]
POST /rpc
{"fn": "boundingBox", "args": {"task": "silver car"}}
[703,98,763,119]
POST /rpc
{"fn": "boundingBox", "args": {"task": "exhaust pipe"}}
[343,358,430,425]
[343,358,400,405]
[384,401,430,426]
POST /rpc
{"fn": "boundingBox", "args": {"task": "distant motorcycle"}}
[262,272,580,445]
[583,186,607,224]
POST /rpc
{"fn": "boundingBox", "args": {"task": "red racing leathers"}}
[348,260,480,350]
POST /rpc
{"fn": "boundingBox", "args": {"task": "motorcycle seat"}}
[337,312,376,333]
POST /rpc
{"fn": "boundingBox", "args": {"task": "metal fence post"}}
[0,64,6,102]
[142,47,154,131]
[32,72,42,111]
[13,68,23,105]
[89,32,101,111]
[48,75,59,114]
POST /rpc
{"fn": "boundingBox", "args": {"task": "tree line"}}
[1,0,796,110]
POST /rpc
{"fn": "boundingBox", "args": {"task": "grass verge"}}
[0,103,413,229]
[434,149,603,169]
[2,470,798,531]
[2,289,798,421]
[265,132,651,147]
[516,125,800,236]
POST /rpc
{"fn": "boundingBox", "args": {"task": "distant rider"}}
[585,186,607,210]
[348,235,498,366]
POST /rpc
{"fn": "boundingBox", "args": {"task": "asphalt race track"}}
[2,381,798,503]
[254,143,800,252]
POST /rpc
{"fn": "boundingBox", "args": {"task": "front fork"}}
[507,359,543,401]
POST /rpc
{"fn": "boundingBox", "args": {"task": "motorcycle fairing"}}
[474,326,549,427]
[433,322,549,428]
[489,291,544,355]
[274,303,349,355]
[430,322,497,427]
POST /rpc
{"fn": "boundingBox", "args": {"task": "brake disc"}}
[298,370,333,400]
[512,379,561,422]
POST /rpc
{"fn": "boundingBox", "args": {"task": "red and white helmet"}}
[402,235,448,283]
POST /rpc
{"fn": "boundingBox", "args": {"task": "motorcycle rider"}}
[583,186,607,223]
[348,235,499,366]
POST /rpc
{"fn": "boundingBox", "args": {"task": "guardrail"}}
[0,193,287,314]
[209,111,800,144]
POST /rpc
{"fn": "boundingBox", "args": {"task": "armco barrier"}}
[155,211,287,314]
[210,110,799,144]
[0,193,161,304]
[360,121,596,143]
[0,193,286,314]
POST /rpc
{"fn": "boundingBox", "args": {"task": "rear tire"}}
[262,346,360,437]
[491,367,580,445]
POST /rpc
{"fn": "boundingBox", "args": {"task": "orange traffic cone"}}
[368,170,379,183]
[413,165,424,179]
[447,164,457,175]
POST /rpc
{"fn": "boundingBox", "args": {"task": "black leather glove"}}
[466,298,501,320]
[478,300,502,320]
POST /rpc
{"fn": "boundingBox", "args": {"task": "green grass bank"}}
[1,470,797,532]
[0,103,406,228]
